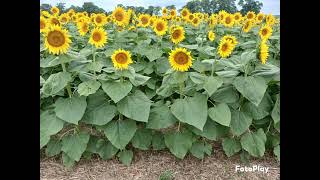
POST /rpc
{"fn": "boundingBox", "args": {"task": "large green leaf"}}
[240,129,266,157]
[222,138,242,157]
[46,138,62,157]
[62,153,75,168]
[117,90,151,122]
[170,94,208,131]
[152,131,166,150]
[101,81,132,103]
[188,120,229,141]
[40,111,64,136]
[40,131,50,149]
[54,96,87,124]
[230,110,252,136]
[131,128,152,150]
[83,103,116,126]
[77,80,101,96]
[274,145,280,161]
[61,132,90,161]
[208,103,231,127]
[233,76,267,106]
[203,76,223,96]
[96,140,119,160]
[211,86,239,103]
[103,119,137,150]
[42,72,72,96]
[146,104,177,129]
[272,94,280,124]
[164,130,193,159]
[242,93,273,120]
[117,150,133,166]
[190,141,212,159]
[129,74,150,86]
[144,47,163,61]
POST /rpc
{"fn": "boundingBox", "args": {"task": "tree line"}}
[40,0,263,15]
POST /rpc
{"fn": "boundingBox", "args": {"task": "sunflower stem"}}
[60,62,72,98]
[92,46,96,78]
[179,81,184,99]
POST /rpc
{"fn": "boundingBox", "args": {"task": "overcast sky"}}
[40,0,280,15]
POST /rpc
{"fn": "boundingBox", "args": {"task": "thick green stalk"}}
[61,62,72,98]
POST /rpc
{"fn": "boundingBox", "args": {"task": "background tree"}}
[40,4,52,12]
[238,0,263,14]
[56,3,66,13]
[82,2,105,14]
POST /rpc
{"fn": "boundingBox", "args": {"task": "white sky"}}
[40,0,280,15]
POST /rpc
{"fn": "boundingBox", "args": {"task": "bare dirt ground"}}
[40,144,280,180]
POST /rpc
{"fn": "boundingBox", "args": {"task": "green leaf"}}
[203,76,223,96]
[233,76,267,106]
[211,86,239,103]
[83,103,116,126]
[40,111,65,136]
[164,130,193,159]
[179,44,198,49]
[240,50,256,65]
[129,74,150,86]
[118,150,133,166]
[190,141,212,159]
[152,131,166,150]
[42,72,72,96]
[171,94,208,131]
[230,110,252,136]
[131,128,152,150]
[146,104,177,129]
[77,80,101,96]
[46,138,62,157]
[240,129,266,157]
[188,120,229,141]
[272,94,280,124]
[117,90,151,122]
[242,93,273,120]
[54,96,87,125]
[145,47,163,61]
[101,81,132,103]
[189,72,206,84]
[62,153,75,168]
[96,140,119,160]
[61,132,90,161]
[274,145,280,161]
[40,131,50,149]
[87,61,104,72]
[208,103,231,127]
[103,119,137,150]
[222,138,241,157]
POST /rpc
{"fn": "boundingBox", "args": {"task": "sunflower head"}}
[59,13,69,24]
[138,14,151,27]
[169,48,193,72]
[223,14,235,27]
[153,18,168,36]
[266,14,276,26]
[222,35,238,46]
[77,21,90,36]
[208,14,218,27]
[40,16,48,33]
[94,14,106,26]
[111,49,133,70]
[260,41,269,64]
[67,9,75,19]
[188,13,195,22]
[112,7,129,27]
[242,20,253,32]
[256,13,264,23]
[170,9,177,18]
[50,6,60,16]
[162,8,168,16]
[89,27,107,48]
[44,25,71,55]
[246,11,256,20]
[41,11,51,18]
[218,10,227,22]
[234,12,242,23]
[208,30,215,42]
[259,25,273,41]
[191,17,200,27]
[218,39,235,58]
[49,16,60,26]
[170,26,185,44]
[181,8,190,19]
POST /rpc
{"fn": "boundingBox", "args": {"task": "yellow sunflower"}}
[112,7,129,27]
[256,13,264,23]
[67,9,75,19]
[111,49,133,70]
[170,26,185,44]
[208,14,218,28]
[191,17,200,27]
[77,21,90,36]
[41,11,51,18]
[223,13,235,27]
[260,41,269,64]
[40,16,48,33]
[234,12,242,24]
[222,35,238,46]
[218,39,235,58]
[169,48,193,72]
[153,18,168,36]
[170,9,177,18]
[242,20,253,33]
[94,14,106,26]
[266,14,276,26]
[181,8,190,20]
[188,13,195,22]
[138,14,150,27]
[48,16,60,26]
[218,10,227,23]
[259,25,273,41]
[89,27,107,48]
[246,11,256,20]
[162,8,168,16]
[59,13,69,24]
[50,6,60,16]
[44,25,71,55]
[208,30,215,42]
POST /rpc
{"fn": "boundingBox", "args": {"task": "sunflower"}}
[218,10,227,23]
[208,14,218,28]
[208,30,215,42]
[50,6,60,16]
[169,48,192,72]
[259,25,273,41]
[111,49,133,70]
[77,21,90,36]
[188,13,195,22]
[153,18,168,36]
[40,16,48,33]
[162,8,168,16]
[218,39,235,58]
[191,17,200,27]
[41,11,51,18]
[94,14,106,26]
[88,27,107,48]
[67,9,75,19]
[170,26,185,44]
[59,13,69,24]
[170,9,177,18]
[149,16,156,26]
[49,16,60,26]
[128,25,136,31]
[44,25,71,55]
[256,13,264,23]
[260,41,269,64]
[112,7,128,27]
[221,35,238,46]
[242,20,253,33]
[234,12,242,24]
[181,8,190,20]
[138,14,150,27]
[266,14,276,26]
[246,11,256,20]
[223,13,235,27]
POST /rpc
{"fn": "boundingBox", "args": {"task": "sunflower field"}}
[40,6,280,167]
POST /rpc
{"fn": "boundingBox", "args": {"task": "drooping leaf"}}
[61,132,90,161]
[54,96,87,124]
[118,150,133,166]
[164,130,193,159]
[240,129,266,157]
[131,128,152,150]
[208,103,231,127]
[101,81,132,103]
[230,110,252,136]
[222,138,242,157]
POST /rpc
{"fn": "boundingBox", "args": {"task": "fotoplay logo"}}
[235,165,269,173]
